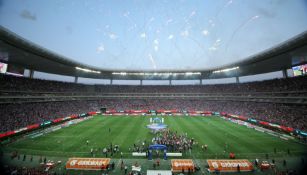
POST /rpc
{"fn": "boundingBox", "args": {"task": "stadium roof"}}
[2,0,307,72]
[0,26,307,80]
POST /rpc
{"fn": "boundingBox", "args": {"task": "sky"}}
[0,0,307,71]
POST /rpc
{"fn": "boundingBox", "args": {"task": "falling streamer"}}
[225,15,260,52]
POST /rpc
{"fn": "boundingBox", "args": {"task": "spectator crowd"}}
[1,74,306,93]
[0,74,306,133]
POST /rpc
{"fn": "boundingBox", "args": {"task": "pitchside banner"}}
[66,158,110,170]
[207,159,253,172]
[171,159,195,172]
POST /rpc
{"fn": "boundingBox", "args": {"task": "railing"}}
[0,89,307,104]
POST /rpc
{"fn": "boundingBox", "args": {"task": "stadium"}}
[0,0,307,175]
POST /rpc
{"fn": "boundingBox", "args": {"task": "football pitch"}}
[3,115,307,158]
[1,115,307,174]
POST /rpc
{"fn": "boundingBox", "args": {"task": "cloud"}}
[180,30,189,37]
[20,9,36,21]
[202,30,209,36]
[109,33,118,39]
[140,33,146,38]
[168,34,174,40]
[96,44,105,53]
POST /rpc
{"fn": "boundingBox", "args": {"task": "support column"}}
[282,69,288,78]
[140,79,143,85]
[74,76,78,83]
[110,79,113,85]
[29,70,34,79]
[169,79,172,85]
[200,79,203,85]
[236,76,240,83]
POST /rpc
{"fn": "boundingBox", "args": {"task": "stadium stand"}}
[1,73,307,93]
[0,74,306,133]
[2,165,48,175]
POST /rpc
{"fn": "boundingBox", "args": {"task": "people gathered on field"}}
[129,129,195,154]
[153,129,194,153]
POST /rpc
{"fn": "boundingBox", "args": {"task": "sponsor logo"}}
[207,159,253,172]
[171,159,194,172]
[174,162,193,167]
[70,160,78,166]
[212,162,219,169]
[66,158,110,170]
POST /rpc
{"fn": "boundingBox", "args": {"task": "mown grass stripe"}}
[3,115,307,159]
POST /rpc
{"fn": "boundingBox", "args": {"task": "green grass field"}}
[1,115,307,174]
[3,115,307,158]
